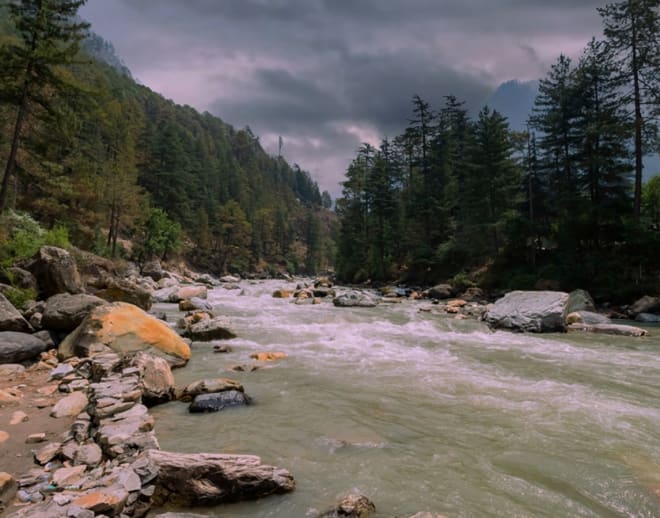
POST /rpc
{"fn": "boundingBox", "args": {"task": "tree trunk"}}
[631,20,643,219]
[0,96,29,213]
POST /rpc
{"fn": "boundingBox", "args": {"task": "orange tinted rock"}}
[272,289,293,298]
[73,487,128,515]
[59,303,190,364]
[249,352,287,361]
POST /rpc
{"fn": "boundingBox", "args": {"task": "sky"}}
[79,0,607,197]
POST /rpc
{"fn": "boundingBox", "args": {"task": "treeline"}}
[336,0,659,300]
[0,1,336,276]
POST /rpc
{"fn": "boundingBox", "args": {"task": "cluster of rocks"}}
[5,352,294,517]
[484,289,652,336]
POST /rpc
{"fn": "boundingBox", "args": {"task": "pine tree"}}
[599,0,660,217]
[0,0,89,213]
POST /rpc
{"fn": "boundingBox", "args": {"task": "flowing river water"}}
[150,280,660,517]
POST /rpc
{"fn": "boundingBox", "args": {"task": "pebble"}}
[26,433,47,444]
[9,411,29,425]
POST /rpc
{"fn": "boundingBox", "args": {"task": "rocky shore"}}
[1,245,657,517]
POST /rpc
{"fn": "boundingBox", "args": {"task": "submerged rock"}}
[188,390,251,413]
[627,295,660,317]
[318,494,376,518]
[635,312,660,323]
[568,323,648,337]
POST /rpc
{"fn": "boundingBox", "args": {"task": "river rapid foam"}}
[150,280,660,517]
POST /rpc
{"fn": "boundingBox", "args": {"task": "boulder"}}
[71,247,117,288]
[628,296,660,317]
[566,289,596,314]
[0,332,48,364]
[0,267,37,291]
[41,293,106,332]
[219,275,240,283]
[131,352,175,406]
[189,390,251,413]
[152,286,179,303]
[424,284,454,299]
[318,494,376,518]
[273,289,293,299]
[0,364,26,378]
[485,291,570,332]
[95,279,152,311]
[333,291,379,308]
[635,312,660,323]
[142,260,165,281]
[178,297,212,311]
[313,287,336,298]
[176,285,207,301]
[314,276,333,288]
[72,486,129,516]
[460,286,485,301]
[178,378,244,402]
[0,293,32,332]
[145,450,295,506]
[568,323,648,337]
[58,302,191,364]
[566,311,611,325]
[186,317,237,341]
[26,246,82,297]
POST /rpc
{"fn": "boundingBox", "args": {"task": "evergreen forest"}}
[0,1,336,277]
[335,0,659,301]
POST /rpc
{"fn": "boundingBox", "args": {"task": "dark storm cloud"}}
[80,0,607,195]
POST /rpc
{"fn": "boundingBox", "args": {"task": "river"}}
[150,280,660,517]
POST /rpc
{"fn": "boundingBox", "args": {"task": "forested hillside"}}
[0,2,336,276]
[336,1,659,301]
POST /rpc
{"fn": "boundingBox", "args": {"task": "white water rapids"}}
[150,280,660,517]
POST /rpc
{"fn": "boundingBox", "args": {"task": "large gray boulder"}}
[42,293,106,332]
[485,291,570,332]
[566,289,596,314]
[26,246,82,298]
[0,267,37,291]
[186,317,237,341]
[333,291,379,308]
[142,260,165,281]
[145,450,295,506]
[0,332,48,364]
[0,293,31,332]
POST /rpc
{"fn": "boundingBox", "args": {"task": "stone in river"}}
[188,390,251,413]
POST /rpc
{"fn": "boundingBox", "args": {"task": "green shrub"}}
[3,286,37,310]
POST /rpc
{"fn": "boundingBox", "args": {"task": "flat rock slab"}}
[568,323,648,337]
[178,378,243,402]
[146,450,295,506]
